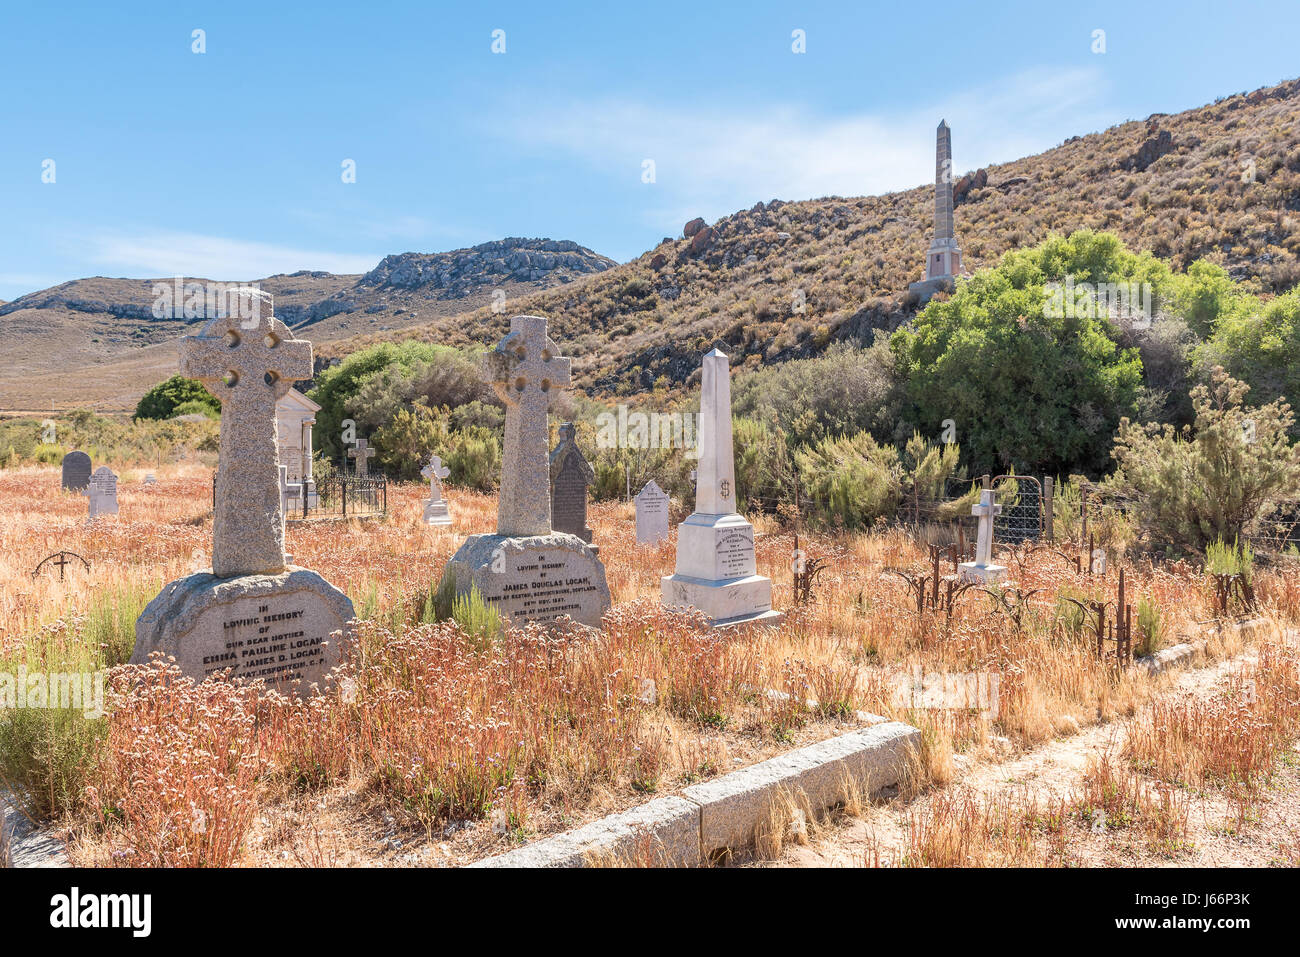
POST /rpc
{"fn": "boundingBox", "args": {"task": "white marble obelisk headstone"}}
[661,349,778,627]
[958,489,1007,583]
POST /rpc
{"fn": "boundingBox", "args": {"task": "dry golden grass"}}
[1,462,1295,867]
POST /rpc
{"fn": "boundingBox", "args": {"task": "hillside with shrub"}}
[329,78,1300,397]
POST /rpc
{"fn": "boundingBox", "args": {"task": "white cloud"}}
[492,66,1114,229]
[76,230,383,280]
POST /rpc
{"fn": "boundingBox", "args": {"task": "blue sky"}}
[1,0,1297,301]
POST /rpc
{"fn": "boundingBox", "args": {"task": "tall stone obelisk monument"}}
[925,120,963,281]
[661,349,778,628]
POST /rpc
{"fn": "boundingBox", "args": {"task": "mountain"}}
[330,78,1300,395]
[4,78,1300,411]
[0,239,616,411]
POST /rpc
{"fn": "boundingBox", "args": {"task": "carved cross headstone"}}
[970,489,1003,568]
[484,315,571,537]
[181,294,313,577]
[421,454,450,500]
[348,438,376,477]
[421,454,452,526]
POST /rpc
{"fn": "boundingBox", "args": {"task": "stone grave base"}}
[131,567,356,694]
[958,562,1008,585]
[661,572,780,628]
[441,532,611,628]
[423,500,453,526]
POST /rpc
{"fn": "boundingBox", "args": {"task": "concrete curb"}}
[468,720,920,868]
[1136,617,1269,675]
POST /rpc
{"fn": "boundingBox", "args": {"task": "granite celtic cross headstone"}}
[440,315,610,628]
[180,299,312,577]
[489,314,571,536]
[132,295,355,693]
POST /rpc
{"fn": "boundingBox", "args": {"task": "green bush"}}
[795,431,901,529]
[1108,368,1300,552]
[892,231,1150,478]
[1205,537,1255,584]
[445,426,502,492]
[372,405,451,481]
[312,341,491,460]
[1134,598,1163,657]
[134,374,220,420]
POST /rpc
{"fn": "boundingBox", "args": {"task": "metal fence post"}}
[341,475,347,518]
[1043,476,1054,542]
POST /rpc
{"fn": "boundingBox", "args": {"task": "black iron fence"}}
[213,474,387,520]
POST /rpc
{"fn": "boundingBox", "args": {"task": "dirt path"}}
[775,646,1300,868]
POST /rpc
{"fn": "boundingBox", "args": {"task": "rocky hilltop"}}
[359,238,616,290]
[0,238,615,410]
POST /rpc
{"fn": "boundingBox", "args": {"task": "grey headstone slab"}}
[60,451,91,492]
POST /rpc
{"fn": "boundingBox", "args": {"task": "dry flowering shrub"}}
[87,658,264,867]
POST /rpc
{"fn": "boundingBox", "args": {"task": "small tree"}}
[134,375,220,420]
[1107,367,1300,552]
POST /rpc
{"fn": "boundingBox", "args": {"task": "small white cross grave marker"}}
[421,454,452,526]
[958,488,1008,584]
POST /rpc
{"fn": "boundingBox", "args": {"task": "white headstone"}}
[87,466,118,519]
[421,454,452,526]
[661,349,778,627]
[958,489,1007,583]
[635,480,670,545]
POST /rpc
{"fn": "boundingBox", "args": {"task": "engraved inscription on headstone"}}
[635,480,670,545]
[549,423,595,545]
[87,466,118,519]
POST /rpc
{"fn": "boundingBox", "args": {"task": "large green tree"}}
[892,231,1150,476]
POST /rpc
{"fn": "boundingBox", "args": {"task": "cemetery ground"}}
[2,463,1299,868]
